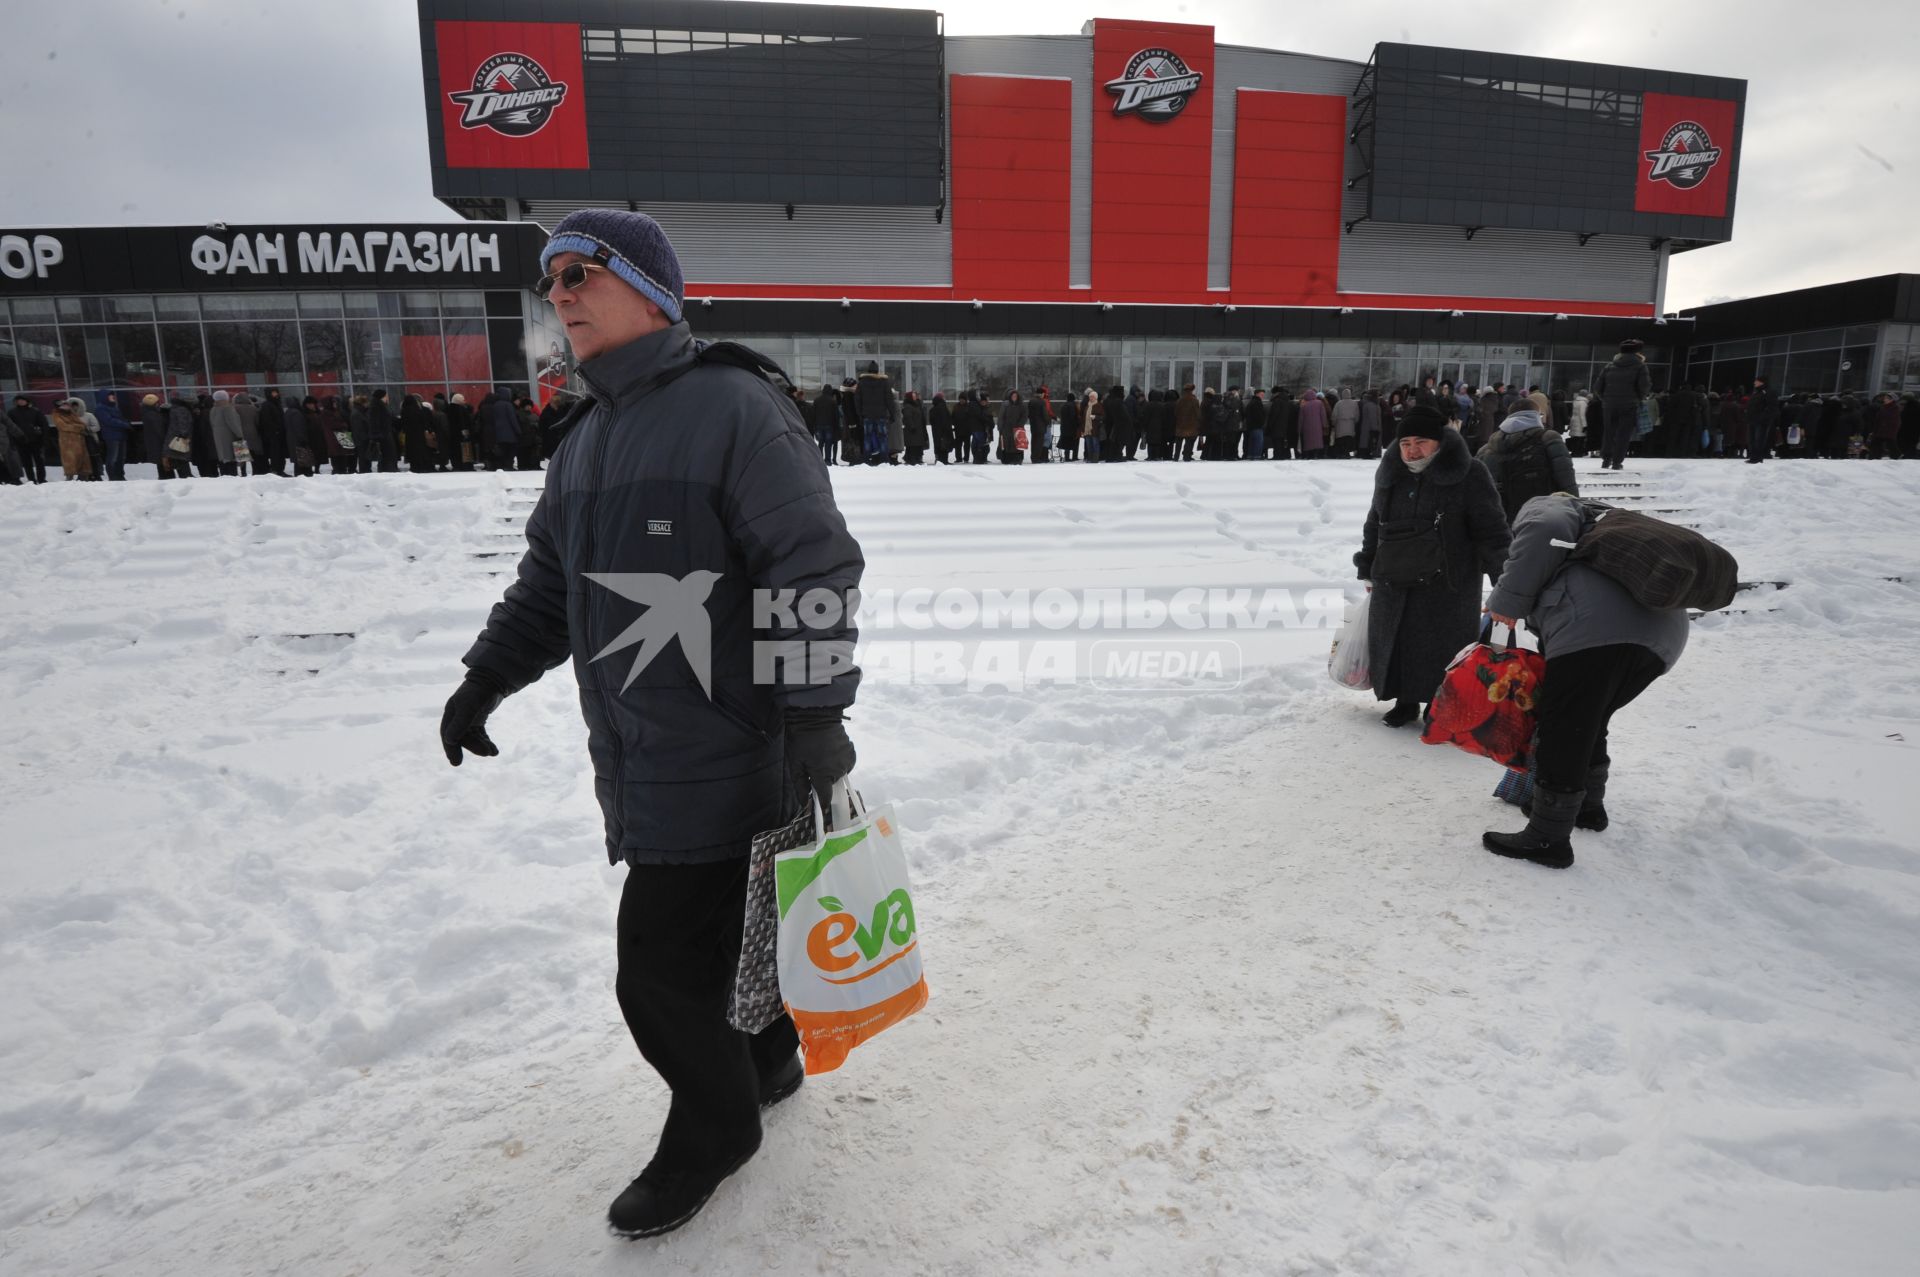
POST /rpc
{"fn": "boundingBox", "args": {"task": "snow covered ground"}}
[2,456,1918,1276]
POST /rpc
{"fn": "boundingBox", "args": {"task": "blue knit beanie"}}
[540,209,685,324]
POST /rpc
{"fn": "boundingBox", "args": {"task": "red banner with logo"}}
[1634,93,1736,217]
[435,21,590,170]
[1090,19,1215,297]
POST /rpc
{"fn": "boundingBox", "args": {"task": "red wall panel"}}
[1230,89,1345,303]
[949,75,1073,293]
[1090,19,1215,299]
[434,22,590,170]
[1635,93,1738,218]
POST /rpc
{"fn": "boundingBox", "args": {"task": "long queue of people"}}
[1,385,585,484]
[791,356,1920,469]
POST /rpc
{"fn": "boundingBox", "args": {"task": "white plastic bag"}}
[774,782,928,1075]
[1328,590,1372,690]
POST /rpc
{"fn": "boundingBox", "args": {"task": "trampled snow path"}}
[2,458,1918,1275]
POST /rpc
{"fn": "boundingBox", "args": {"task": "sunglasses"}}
[535,253,612,301]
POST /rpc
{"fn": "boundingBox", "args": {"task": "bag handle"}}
[1479,614,1520,651]
[816,777,865,834]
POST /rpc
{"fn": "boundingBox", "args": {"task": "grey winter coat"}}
[1484,494,1690,671]
[209,401,246,463]
[233,394,264,456]
[462,322,864,866]
[1331,395,1360,440]
[1354,429,1512,704]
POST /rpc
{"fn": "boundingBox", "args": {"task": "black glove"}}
[441,672,507,766]
[784,705,855,802]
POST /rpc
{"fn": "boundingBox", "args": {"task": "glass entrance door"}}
[1200,358,1249,393]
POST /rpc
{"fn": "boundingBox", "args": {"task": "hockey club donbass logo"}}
[449,52,569,137]
[1105,47,1204,121]
[1642,120,1724,190]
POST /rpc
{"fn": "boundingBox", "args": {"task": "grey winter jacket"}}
[233,394,263,456]
[1484,494,1689,670]
[462,322,864,866]
[209,401,245,463]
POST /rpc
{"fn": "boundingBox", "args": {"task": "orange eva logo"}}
[806,889,918,984]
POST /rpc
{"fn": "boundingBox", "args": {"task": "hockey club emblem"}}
[1642,120,1724,190]
[1105,48,1203,121]
[449,52,570,136]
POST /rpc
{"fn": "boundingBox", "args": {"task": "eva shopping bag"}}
[734,782,928,1074]
[1421,621,1545,767]
[1328,591,1373,690]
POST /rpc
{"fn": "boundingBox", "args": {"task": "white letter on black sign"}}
[32,235,63,278]
[469,233,500,272]
[257,233,287,272]
[0,235,31,280]
[441,233,469,272]
[413,231,441,272]
[190,235,229,274]
[298,232,332,273]
[333,234,366,272]
[226,235,259,274]
[385,233,416,272]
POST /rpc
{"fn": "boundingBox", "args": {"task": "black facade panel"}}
[1683,274,1915,342]
[1363,42,1745,245]
[421,0,945,209]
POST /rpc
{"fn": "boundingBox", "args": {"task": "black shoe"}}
[1482,828,1575,868]
[759,1053,804,1109]
[1484,784,1582,869]
[608,1141,760,1240]
[1381,699,1419,728]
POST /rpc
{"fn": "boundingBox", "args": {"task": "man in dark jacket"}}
[362,388,399,473]
[9,396,49,484]
[440,209,863,1240]
[1027,387,1053,463]
[854,362,893,466]
[1593,339,1652,470]
[479,385,521,470]
[1482,495,1689,867]
[258,389,290,476]
[1475,405,1577,524]
[1744,375,1780,464]
[1242,389,1268,459]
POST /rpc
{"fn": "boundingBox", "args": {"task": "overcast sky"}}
[1,0,1911,310]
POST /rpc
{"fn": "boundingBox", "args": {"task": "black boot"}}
[608,1137,761,1239]
[1484,784,1582,868]
[758,1052,804,1109]
[1578,764,1609,832]
[1381,699,1420,728]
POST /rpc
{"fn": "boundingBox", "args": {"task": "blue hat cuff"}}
[541,231,683,323]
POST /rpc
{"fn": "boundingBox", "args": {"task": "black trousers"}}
[616,858,800,1172]
[1534,643,1666,793]
[1600,401,1638,467]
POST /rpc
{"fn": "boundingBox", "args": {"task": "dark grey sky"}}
[1,0,1912,309]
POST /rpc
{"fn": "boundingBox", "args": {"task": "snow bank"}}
[1,458,1916,1275]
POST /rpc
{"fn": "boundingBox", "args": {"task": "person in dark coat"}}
[901,391,928,464]
[1593,339,1651,470]
[444,393,475,470]
[1025,387,1053,464]
[810,384,841,464]
[1481,493,1690,867]
[928,392,954,463]
[1744,375,1781,464]
[1270,387,1295,460]
[1354,406,1512,727]
[189,394,219,477]
[853,362,894,465]
[997,390,1025,464]
[1476,405,1577,525]
[1662,383,1697,459]
[8,396,49,484]
[1243,389,1269,459]
[1101,386,1132,463]
[1900,394,1920,459]
[138,394,171,478]
[91,391,132,481]
[161,395,196,477]
[286,396,316,476]
[477,385,521,470]
[319,396,355,474]
[1057,393,1080,461]
[257,389,289,476]
[401,394,437,473]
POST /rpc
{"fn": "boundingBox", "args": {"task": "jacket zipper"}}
[582,408,625,838]
[713,688,772,742]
